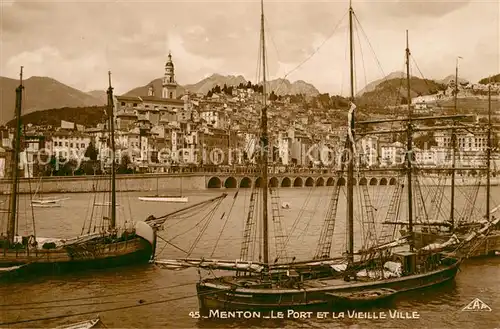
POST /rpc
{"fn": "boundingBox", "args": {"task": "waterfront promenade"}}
[0,167,408,194]
[1,166,494,194]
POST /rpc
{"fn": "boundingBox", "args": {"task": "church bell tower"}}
[162,52,177,99]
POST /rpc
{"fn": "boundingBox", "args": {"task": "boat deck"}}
[302,278,351,288]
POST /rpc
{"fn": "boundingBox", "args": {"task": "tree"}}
[207,90,213,98]
[117,154,133,174]
[222,83,228,94]
[213,85,221,93]
[84,142,99,161]
[246,81,252,89]
[269,91,278,101]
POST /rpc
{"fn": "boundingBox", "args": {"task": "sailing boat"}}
[409,76,500,256]
[138,175,188,203]
[31,177,70,208]
[156,1,462,313]
[54,317,101,329]
[0,70,156,278]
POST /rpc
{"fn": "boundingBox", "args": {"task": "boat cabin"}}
[393,251,417,275]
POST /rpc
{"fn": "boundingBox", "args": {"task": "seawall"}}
[1,172,496,194]
[0,174,207,194]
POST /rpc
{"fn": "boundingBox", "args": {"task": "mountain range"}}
[0,72,495,124]
[123,74,320,97]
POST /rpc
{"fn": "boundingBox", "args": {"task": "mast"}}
[260,0,269,265]
[107,71,116,229]
[405,31,414,250]
[450,57,460,228]
[7,66,24,244]
[486,83,491,220]
[346,1,355,265]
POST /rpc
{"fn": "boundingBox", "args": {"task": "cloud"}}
[0,0,497,95]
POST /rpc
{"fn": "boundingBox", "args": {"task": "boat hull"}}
[0,237,153,280]
[196,258,460,312]
[138,196,188,203]
[0,222,157,280]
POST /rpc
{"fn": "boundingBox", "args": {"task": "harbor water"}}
[0,187,499,328]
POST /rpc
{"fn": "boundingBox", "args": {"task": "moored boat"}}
[138,196,188,203]
[55,317,100,329]
[172,1,466,314]
[0,70,157,279]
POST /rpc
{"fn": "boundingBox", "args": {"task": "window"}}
[70,143,73,148]
[133,103,138,107]
[170,92,173,98]
[65,142,68,147]
[81,143,85,148]
[121,102,125,106]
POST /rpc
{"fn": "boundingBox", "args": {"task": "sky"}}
[1,0,499,96]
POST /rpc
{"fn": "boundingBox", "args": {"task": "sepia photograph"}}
[0,0,499,328]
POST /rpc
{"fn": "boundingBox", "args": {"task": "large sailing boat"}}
[188,1,462,312]
[0,70,156,278]
[404,65,500,256]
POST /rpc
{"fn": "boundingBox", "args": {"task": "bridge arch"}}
[359,177,367,185]
[305,177,314,187]
[369,178,378,185]
[240,177,252,188]
[389,177,397,185]
[337,177,346,186]
[316,177,325,186]
[326,177,335,186]
[255,177,262,188]
[281,177,291,187]
[207,177,221,188]
[293,177,303,187]
[224,177,237,188]
[269,177,279,187]
[379,177,388,185]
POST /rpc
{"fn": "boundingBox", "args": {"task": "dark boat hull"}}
[0,237,153,281]
[196,258,460,312]
[0,222,157,281]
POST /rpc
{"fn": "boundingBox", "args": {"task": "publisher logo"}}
[462,298,492,312]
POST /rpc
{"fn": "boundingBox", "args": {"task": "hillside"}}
[357,71,406,95]
[266,78,319,96]
[6,106,108,128]
[87,90,107,103]
[479,74,500,84]
[438,74,469,85]
[184,74,247,95]
[357,77,446,108]
[0,76,103,124]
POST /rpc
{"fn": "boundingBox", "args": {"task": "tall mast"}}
[7,66,24,244]
[260,0,269,265]
[450,57,460,228]
[346,1,355,265]
[405,31,414,250]
[486,83,491,220]
[107,71,116,229]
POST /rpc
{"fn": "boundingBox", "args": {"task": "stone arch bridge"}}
[206,172,400,189]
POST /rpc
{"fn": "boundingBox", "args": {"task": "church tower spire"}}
[162,51,177,99]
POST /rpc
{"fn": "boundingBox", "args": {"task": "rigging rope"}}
[0,289,220,326]
[284,186,315,247]
[0,281,194,307]
[211,190,239,257]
